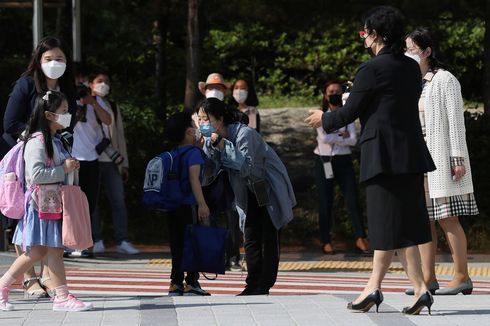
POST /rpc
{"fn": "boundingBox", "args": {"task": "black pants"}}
[167,205,199,286]
[244,190,280,291]
[79,160,100,242]
[314,154,366,244]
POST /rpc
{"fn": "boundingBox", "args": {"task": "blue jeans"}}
[92,162,128,244]
[315,154,366,244]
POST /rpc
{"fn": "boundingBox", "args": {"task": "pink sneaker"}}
[0,287,14,311]
[52,294,93,312]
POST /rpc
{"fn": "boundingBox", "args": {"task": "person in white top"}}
[404,28,478,296]
[72,73,112,256]
[88,72,139,255]
[230,79,261,132]
[313,81,369,255]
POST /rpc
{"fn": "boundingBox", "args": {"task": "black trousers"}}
[314,154,366,244]
[244,190,280,291]
[79,160,101,242]
[167,205,199,286]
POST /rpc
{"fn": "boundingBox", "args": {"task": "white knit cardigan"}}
[424,69,474,198]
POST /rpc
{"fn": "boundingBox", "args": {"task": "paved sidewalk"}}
[1,250,490,325]
[1,292,490,326]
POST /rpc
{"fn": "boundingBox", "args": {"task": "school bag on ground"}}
[143,146,194,211]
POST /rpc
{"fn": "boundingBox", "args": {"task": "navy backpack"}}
[142,146,194,211]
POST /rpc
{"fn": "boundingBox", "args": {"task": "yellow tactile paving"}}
[147,259,490,277]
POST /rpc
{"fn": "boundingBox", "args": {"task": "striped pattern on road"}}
[12,268,490,297]
[148,259,490,277]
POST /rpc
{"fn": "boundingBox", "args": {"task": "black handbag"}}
[202,169,235,214]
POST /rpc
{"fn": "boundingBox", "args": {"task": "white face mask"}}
[93,82,111,97]
[405,52,421,64]
[233,89,248,104]
[55,112,72,129]
[41,61,66,80]
[205,89,224,101]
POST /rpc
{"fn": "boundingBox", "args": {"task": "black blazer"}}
[322,47,435,182]
[2,76,77,149]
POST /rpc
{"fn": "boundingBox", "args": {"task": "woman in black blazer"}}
[306,6,435,315]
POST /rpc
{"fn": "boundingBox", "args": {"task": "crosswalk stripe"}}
[12,267,489,297]
[21,268,478,296]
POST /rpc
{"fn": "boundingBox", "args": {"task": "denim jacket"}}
[203,123,296,231]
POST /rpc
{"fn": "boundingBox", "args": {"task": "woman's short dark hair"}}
[23,90,67,159]
[164,111,193,144]
[322,80,342,111]
[229,79,259,107]
[22,36,76,100]
[362,5,406,56]
[88,71,111,83]
[407,28,447,70]
[201,98,240,126]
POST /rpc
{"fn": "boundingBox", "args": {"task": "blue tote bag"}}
[181,224,227,275]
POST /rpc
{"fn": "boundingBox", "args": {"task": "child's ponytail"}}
[23,90,66,159]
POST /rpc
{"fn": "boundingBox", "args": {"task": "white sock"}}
[0,272,16,289]
[54,285,69,300]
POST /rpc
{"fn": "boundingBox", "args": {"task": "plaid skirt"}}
[424,176,479,220]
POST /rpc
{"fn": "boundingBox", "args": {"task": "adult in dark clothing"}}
[3,38,77,150]
[1,36,76,298]
[306,6,435,315]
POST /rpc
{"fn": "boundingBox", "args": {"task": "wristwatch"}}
[211,135,223,148]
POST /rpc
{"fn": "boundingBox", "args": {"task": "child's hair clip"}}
[42,90,52,101]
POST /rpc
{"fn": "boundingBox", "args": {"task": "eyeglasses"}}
[359,30,369,38]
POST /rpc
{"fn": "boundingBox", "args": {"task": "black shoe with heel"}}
[347,289,383,313]
[402,291,434,315]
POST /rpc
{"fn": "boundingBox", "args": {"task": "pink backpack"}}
[0,134,43,219]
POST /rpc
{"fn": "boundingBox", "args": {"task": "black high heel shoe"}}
[402,291,434,315]
[347,289,383,313]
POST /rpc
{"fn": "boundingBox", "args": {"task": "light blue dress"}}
[13,135,71,250]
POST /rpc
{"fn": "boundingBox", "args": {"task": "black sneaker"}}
[168,283,184,296]
[183,282,211,296]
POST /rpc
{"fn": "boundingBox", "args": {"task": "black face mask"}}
[328,94,343,106]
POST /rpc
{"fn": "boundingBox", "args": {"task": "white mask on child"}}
[56,112,72,129]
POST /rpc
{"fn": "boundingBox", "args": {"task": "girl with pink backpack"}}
[0,91,93,312]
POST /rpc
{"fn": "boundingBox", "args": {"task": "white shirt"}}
[72,96,110,161]
[313,120,357,157]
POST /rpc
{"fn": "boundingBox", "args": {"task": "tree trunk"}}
[485,0,490,113]
[154,16,167,120]
[184,0,200,112]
